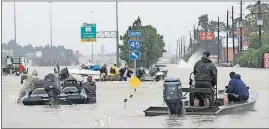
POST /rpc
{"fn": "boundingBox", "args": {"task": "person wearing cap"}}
[17,70,39,103]
[225,72,249,102]
[193,51,217,106]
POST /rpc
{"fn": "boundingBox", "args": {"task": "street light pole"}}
[226,10,229,64]
[49,1,53,66]
[240,0,243,52]
[232,6,235,65]
[257,1,262,48]
[14,0,17,56]
[116,1,120,67]
[217,16,220,64]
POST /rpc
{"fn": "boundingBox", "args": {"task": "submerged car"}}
[143,67,165,82]
[154,64,168,77]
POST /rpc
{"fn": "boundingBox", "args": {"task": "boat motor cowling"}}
[163,77,185,116]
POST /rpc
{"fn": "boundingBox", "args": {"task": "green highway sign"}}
[25,52,36,58]
[81,23,96,43]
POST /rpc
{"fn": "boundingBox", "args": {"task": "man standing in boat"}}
[193,51,217,106]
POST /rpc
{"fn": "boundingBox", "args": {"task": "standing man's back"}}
[193,51,217,106]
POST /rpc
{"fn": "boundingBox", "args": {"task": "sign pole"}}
[91,42,94,62]
[134,59,137,92]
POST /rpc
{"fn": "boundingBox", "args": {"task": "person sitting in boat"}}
[60,67,69,79]
[193,51,217,106]
[225,72,249,102]
[54,63,60,73]
[108,64,119,77]
[119,65,129,81]
[87,60,93,69]
[99,64,108,77]
[137,66,146,80]
[18,63,24,74]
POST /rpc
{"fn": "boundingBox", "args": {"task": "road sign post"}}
[128,30,142,92]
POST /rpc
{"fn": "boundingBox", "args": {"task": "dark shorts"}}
[227,93,241,101]
[194,81,213,106]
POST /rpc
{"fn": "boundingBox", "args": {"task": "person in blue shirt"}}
[226,72,249,102]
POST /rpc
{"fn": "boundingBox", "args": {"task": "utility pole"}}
[226,10,229,64]
[183,36,186,57]
[49,1,53,66]
[13,0,17,56]
[176,39,179,64]
[232,6,235,65]
[178,38,181,60]
[116,1,120,67]
[180,37,183,59]
[217,16,220,64]
[257,1,262,48]
[240,0,243,52]
[189,31,192,54]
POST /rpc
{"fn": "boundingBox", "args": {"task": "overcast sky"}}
[2,2,253,56]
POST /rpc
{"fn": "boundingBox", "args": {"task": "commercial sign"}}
[264,53,269,68]
[222,38,239,48]
[200,32,214,40]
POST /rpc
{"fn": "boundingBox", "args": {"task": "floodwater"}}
[2,65,269,128]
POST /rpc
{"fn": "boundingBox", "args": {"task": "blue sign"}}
[129,51,141,60]
[128,30,142,38]
[128,40,142,51]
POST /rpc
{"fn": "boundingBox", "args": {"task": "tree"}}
[100,44,105,55]
[119,16,166,68]
[2,39,79,66]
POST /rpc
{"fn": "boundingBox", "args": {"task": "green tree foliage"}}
[235,45,269,68]
[2,39,79,66]
[119,17,166,68]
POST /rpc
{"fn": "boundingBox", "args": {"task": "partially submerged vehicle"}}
[22,74,96,105]
[143,67,165,82]
[143,72,257,116]
[154,64,168,77]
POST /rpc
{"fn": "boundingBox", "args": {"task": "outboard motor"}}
[43,73,61,105]
[163,77,185,116]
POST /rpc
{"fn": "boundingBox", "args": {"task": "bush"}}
[235,45,269,68]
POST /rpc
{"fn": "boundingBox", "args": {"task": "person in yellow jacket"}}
[108,64,119,77]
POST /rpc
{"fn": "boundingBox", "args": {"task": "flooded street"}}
[2,64,269,128]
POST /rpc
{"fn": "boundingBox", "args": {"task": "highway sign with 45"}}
[128,40,142,51]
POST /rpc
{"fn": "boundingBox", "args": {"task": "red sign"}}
[200,32,214,40]
[264,53,269,68]
[236,27,247,37]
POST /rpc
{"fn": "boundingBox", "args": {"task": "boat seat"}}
[32,88,47,94]
[62,87,79,93]
[182,88,213,93]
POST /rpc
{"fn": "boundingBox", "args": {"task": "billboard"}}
[200,32,214,40]
[222,38,239,48]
